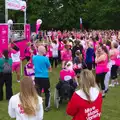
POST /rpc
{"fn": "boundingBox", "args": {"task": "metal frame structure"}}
[5,0,26,24]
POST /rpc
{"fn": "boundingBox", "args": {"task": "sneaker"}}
[44,107,50,112]
[17,80,20,83]
[102,93,105,98]
[116,82,119,85]
[109,84,115,87]
[105,89,109,93]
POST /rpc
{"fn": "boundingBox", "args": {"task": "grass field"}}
[0,61,120,120]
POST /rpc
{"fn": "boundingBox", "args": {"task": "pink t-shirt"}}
[60,69,75,81]
[61,49,72,61]
[76,34,81,39]
[96,54,109,74]
[110,49,120,66]
[58,42,64,51]
[46,45,52,58]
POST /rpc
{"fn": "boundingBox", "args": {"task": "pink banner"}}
[6,0,26,12]
[25,24,30,41]
[0,24,8,57]
[36,24,41,34]
[15,40,28,59]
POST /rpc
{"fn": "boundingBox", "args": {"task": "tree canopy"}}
[0,0,120,30]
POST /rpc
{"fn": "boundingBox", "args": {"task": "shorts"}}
[12,62,20,72]
[34,77,50,90]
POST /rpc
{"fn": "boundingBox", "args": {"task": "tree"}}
[0,0,120,30]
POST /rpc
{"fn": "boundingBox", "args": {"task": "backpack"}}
[3,59,12,74]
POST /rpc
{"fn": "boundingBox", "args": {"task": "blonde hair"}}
[80,69,97,102]
[19,77,39,116]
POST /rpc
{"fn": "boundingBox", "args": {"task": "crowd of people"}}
[0,30,120,120]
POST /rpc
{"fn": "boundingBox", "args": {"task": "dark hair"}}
[75,40,80,45]
[63,39,67,44]
[106,40,111,48]
[99,43,103,47]
[13,45,19,51]
[72,35,75,39]
[113,42,118,48]
[96,35,99,41]
[80,37,83,40]
[3,50,9,60]
[102,46,108,54]
[53,40,57,44]
[59,38,62,42]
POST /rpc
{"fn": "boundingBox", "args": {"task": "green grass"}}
[0,61,120,120]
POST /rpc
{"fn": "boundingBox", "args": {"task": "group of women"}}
[0,30,120,120]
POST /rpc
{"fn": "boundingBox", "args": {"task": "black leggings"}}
[111,65,119,79]
[58,50,61,64]
[50,57,58,68]
[0,73,13,100]
[96,72,106,90]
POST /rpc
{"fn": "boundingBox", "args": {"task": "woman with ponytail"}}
[66,69,102,120]
[9,40,21,83]
[8,77,43,120]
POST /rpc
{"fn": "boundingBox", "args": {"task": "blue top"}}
[32,55,51,78]
[85,48,94,63]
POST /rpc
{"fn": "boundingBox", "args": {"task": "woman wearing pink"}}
[56,61,78,103]
[95,45,109,97]
[24,42,31,61]
[60,62,76,82]
[9,41,21,83]
[109,42,120,87]
[58,38,64,63]
[46,44,53,61]
[24,42,37,62]
[61,44,72,69]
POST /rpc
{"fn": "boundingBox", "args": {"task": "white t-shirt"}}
[11,51,20,62]
[51,43,59,57]
[47,31,52,37]
[111,35,117,41]
[80,40,86,49]
[118,45,120,52]
[8,93,43,120]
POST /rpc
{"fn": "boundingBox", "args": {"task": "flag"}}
[80,18,82,29]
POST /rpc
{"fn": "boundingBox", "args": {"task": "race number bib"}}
[64,75,72,81]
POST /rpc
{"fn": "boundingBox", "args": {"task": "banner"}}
[36,19,42,34]
[36,24,41,34]
[25,24,30,42]
[6,0,26,11]
[0,24,8,53]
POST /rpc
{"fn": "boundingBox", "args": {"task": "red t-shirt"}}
[66,90,102,120]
